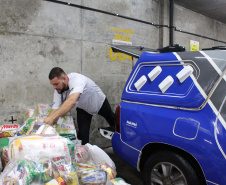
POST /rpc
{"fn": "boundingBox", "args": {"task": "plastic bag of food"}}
[98,162,116,180]
[0,150,77,185]
[17,118,58,136]
[0,158,37,185]
[33,104,52,118]
[35,158,62,182]
[33,154,76,183]
[55,116,77,141]
[23,109,34,122]
[0,124,20,138]
[0,139,77,184]
[74,145,89,163]
[79,168,112,185]
[85,143,116,170]
[76,161,116,183]
[8,135,74,160]
[0,136,20,170]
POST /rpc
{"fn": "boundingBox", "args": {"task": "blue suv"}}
[101,47,226,185]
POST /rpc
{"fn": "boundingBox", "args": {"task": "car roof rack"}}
[157,44,186,53]
[109,44,186,58]
[202,46,226,50]
[109,44,158,58]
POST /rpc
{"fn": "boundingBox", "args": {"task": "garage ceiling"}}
[174,0,226,24]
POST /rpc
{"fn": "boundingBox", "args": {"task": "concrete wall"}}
[0,0,225,147]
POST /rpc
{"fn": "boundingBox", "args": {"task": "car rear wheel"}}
[143,150,201,185]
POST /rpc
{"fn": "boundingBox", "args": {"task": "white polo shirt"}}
[52,73,106,115]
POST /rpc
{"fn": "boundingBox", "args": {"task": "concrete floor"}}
[104,147,143,185]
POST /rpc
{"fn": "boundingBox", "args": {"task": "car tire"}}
[143,150,201,185]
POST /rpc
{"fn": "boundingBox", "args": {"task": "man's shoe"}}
[98,126,115,139]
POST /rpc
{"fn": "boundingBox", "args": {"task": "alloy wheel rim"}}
[150,162,187,185]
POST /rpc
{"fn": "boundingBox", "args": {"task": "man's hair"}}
[49,67,66,80]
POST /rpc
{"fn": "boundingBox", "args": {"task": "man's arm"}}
[48,109,68,117]
[48,109,57,117]
[44,92,80,125]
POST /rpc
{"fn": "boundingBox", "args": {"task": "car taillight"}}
[114,104,121,133]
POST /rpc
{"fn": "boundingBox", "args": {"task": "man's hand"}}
[43,93,80,126]
[43,116,55,125]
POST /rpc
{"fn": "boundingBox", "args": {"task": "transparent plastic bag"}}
[17,118,58,136]
[79,168,108,185]
[98,162,117,180]
[76,160,114,185]
[0,147,78,185]
[74,145,89,163]
[8,135,74,161]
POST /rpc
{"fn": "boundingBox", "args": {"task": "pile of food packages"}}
[0,104,130,185]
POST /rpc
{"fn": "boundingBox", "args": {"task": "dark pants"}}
[77,98,115,145]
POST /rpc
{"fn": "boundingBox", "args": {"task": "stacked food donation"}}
[0,104,130,185]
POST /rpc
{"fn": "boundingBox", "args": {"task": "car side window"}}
[130,63,196,96]
[124,60,205,109]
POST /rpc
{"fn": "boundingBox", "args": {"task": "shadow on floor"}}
[104,147,143,185]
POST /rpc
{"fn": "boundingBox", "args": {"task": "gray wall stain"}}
[0,0,42,32]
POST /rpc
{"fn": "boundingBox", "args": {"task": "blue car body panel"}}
[112,51,226,184]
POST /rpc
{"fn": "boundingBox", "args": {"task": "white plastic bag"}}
[85,143,116,170]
